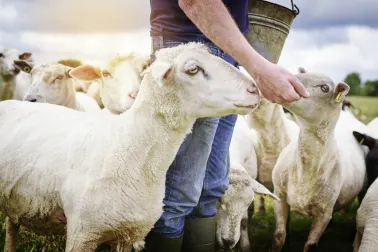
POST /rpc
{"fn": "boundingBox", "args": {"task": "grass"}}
[0,96,377,251]
[347,96,378,124]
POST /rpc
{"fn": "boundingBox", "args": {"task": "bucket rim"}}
[250,0,300,17]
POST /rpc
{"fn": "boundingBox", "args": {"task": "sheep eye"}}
[102,70,111,77]
[320,84,329,93]
[23,66,31,73]
[55,75,64,81]
[0,53,4,58]
[186,66,199,75]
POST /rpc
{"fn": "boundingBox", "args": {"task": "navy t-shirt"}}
[150,0,249,42]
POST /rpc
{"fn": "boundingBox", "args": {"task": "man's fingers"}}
[290,76,310,98]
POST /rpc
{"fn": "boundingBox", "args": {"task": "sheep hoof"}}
[305,243,318,252]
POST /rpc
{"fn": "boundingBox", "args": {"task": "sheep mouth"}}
[234,103,257,109]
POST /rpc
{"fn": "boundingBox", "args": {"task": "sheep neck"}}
[112,79,196,183]
[246,100,290,167]
[295,115,339,175]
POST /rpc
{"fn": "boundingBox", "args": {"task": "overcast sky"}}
[1,0,377,82]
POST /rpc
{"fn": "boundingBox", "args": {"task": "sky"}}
[0,0,377,83]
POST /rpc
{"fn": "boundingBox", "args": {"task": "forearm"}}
[178,0,269,79]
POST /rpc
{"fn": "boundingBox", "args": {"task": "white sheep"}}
[0,42,260,252]
[13,60,101,113]
[0,48,33,100]
[238,67,299,215]
[216,115,279,251]
[271,68,370,252]
[244,97,299,214]
[353,178,378,252]
[74,53,150,115]
[367,118,378,138]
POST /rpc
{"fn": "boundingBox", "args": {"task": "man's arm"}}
[178,0,310,103]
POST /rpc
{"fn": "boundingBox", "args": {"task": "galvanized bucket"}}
[245,0,299,64]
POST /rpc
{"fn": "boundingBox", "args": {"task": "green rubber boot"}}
[143,231,183,252]
[182,217,216,252]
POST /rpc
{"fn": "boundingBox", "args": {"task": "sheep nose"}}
[221,238,234,248]
[247,86,258,94]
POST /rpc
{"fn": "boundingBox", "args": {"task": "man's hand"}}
[247,60,310,104]
[179,0,310,104]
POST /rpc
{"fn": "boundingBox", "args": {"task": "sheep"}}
[77,53,150,115]
[367,118,378,138]
[353,178,378,252]
[243,97,299,215]
[216,115,279,252]
[0,42,260,252]
[353,131,378,190]
[0,48,33,100]
[271,68,370,252]
[13,60,101,113]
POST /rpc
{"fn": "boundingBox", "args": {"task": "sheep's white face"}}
[21,64,76,106]
[100,60,144,114]
[0,49,32,82]
[216,168,255,249]
[283,68,350,124]
[148,43,260,118]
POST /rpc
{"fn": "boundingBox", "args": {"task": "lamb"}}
[353,178,378,252]
[367,118,378,138]
[74,52,150,115]
[238,66,299,215]
[0,48,33,100]
[271,68,370,252]
[13,60,101,113]
[353,131,378,190]
[216,115,279,252]
[244,97,299,215]
[0,42,260,252]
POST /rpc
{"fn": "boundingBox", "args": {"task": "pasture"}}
[0,95,377,251]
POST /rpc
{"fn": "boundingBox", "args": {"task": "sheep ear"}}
[334,82,350,103]
[14,60,33,73]
[251,179,280,201]
[150,61,172,87]
[19,52,32,60]
[69,65,101,81]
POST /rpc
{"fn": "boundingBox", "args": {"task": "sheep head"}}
[283,68,350,125]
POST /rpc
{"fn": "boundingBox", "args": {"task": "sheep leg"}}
[303,212,332,252]
[257,196,266,215]
[272,198,290,252]
[5,217,19,252]
[353,230,362,252]
[237,210,251,252]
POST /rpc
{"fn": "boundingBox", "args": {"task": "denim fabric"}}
[150,36,238,237]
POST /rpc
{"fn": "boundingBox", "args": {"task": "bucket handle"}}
[291,0,300,16]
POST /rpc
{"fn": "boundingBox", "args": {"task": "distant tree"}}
[364,80,378,96]
[344,72,362,96]
[57,58,83,68]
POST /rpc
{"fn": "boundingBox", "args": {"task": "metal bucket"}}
[245,0,299,64]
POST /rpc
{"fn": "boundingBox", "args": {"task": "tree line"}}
[344,72,378,96]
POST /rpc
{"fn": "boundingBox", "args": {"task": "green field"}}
[347,96,378,124]
[0,96,377,251]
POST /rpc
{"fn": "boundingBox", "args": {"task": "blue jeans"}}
[150,36,238,237]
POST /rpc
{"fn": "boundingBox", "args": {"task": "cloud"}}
[279,26,378,82]
[291,0,378,29]
[1,0,150,33]
[18,29,151,65]
[0,0,17,24]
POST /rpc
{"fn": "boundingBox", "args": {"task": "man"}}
[145,0,310,251]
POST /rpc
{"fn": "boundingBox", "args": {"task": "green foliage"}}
[57,59,83,68]
[343,72,378,96]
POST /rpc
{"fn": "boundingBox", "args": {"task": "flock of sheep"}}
[0,43,377,252]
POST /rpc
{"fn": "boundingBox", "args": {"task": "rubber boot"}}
[143,231,183,252]
[182,217,216,252]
